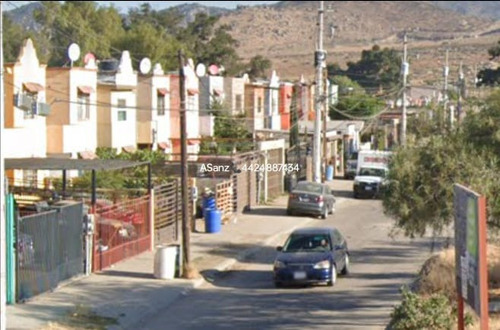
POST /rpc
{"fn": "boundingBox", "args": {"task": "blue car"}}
[273,227,349,287]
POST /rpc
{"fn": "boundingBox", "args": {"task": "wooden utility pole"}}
[178,50,193,278]
[400,32,408,146]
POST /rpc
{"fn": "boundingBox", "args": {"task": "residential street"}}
[141,182,441,330]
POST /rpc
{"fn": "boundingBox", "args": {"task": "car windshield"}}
[282,233,331,252]
[294,182,323,194]
[358,167,386,178]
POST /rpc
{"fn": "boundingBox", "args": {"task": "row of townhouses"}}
[3,39,339,186]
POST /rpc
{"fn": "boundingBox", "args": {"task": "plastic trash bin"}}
[204,208,222,233]
[326,165,334,181]
[202,196,216,217]
[153,245,178,279]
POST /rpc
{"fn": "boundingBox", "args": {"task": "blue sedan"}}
[273,227,349,287]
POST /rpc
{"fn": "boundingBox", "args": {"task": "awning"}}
[158,142,171,150]
[188,140,199,146]
[78,151,98,160]
[157,88,169,96]
[122,146,136,154]
[213,89,224,96]
[78,86,95,94]
[23,82,44,93]
[187,88,199,96]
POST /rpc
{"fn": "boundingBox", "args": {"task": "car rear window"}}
[295,182,322,194]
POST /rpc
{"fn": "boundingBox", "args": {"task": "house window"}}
[77,92,90,121]
[235,94,243,113]
[117,98,127,121]
[23,92,37,119]
[257,96,263,113]
[157,94,165,116]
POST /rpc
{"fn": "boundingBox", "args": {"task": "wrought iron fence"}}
[93,196,151,271]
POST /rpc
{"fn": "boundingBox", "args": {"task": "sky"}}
[5,1,280,12]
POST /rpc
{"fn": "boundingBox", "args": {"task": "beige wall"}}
[97,85,112,148]
[46,69,70,126]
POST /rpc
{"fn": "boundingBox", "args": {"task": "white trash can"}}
[154,245,178,280]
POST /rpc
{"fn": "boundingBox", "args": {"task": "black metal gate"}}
[16,202,84,302]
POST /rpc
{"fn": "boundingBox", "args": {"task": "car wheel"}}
[286,208,293,216]
[327,264,337,286]
[353,191,358,199]
[341,254,350,275]
[274,281,283,288]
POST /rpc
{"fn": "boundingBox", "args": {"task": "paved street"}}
[141,180,439,330]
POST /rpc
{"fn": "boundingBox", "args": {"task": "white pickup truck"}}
[353,150,392,199]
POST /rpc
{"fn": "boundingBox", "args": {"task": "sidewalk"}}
[6,180,350,330]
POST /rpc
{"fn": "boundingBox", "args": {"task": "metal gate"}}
[16,202,84,302]
[267,149,284,199]
[154,181,181,244]
[233,155,259,213]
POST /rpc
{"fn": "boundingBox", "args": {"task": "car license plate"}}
[301,197,310,202]
[293,271,306,280]
[365,186,372,191]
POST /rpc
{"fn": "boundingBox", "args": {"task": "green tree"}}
[34,1,124,66]
[178,13,241,74]
[3,15,27,63]
[330,45,402,91]
[383,102,500,238]
[329,92,385,120]
[246,55,272,80]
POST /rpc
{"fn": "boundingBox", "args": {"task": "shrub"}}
[389,287,454,330]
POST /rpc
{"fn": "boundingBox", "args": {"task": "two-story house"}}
[279,82,294,130]
[96,51,138,153]
[4,38,50,187]
[244,79,265,134]
[137,63,171,153]
[169,61,200,161]
[264,70,281,130]
[45,55,98,161]
[224,77,245,116]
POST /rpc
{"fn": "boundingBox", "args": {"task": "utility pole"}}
[313,0,325,183]
[400,32,408,146]
[0,1,6,328]
[322,67,328,182]
[443,48,449,122]
[457,61,464,125]
[178,50,192,278]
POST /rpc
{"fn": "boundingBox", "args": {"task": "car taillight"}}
[289,194,298,200]
[315,196,324,203]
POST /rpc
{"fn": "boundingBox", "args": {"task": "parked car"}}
[286,181,335,219]
[273,227,349,287]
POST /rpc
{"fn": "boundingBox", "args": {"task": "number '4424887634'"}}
[239,163,300,173]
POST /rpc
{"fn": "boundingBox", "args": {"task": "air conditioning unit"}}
[32,102,51,116]
[14,93,33,111]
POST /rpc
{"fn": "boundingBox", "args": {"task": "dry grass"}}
[41,305,118,330]
[414,244,500,329]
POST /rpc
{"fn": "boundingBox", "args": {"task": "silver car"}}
[286,181,336,219]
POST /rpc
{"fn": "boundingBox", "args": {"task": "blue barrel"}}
[202,196,216,217]
[204,209,222,233]
[326,165,334,181]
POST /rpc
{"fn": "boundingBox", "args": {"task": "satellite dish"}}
[83,52,96,65]
[208,64,219,76]
[68,43,81,63]
[195,63,206,77]
[139,58,152,74]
